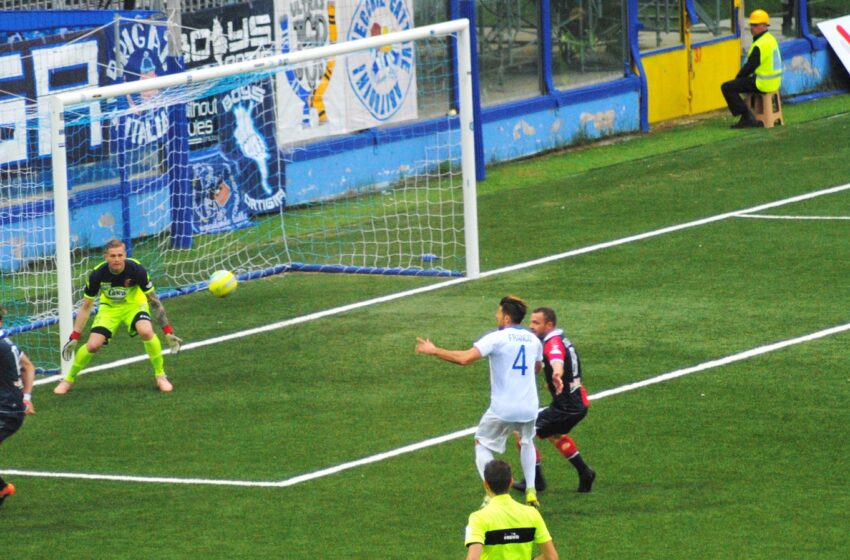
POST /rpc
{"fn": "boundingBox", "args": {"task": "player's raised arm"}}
[416,337,482,366]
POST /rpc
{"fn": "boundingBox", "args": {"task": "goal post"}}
[43,19,479,374]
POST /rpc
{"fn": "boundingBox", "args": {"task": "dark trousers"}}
[721,76,760,117]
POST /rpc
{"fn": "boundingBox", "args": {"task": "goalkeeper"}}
[53,239,183,394]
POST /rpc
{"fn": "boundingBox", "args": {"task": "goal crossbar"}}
[48,18,479,375]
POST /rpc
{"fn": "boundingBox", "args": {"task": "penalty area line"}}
[34,181,850,388]
[736,213,850,220]
[11,320,850,488]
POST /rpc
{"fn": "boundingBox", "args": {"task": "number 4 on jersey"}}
[512,345,528,375]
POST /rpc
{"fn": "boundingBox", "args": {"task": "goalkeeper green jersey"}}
[84,258,153,307]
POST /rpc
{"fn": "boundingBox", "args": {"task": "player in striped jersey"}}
[514,307,596,493]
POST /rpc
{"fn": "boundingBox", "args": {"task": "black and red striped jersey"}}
[541,328,589,413]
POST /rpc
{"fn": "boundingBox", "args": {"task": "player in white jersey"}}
[416,295,544,508]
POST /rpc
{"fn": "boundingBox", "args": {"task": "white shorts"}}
[474,410,537,454]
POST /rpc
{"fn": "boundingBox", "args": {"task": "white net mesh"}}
[1,18,472,372]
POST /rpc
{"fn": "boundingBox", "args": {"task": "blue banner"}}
[183,0,285,216]
[191,150,252,234]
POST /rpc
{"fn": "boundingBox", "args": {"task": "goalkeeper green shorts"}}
[90,302,152,341]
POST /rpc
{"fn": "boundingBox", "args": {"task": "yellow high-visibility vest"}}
[748,32,782,93]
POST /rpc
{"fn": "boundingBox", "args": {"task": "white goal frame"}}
[49,19,479,375]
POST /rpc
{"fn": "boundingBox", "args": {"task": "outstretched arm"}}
[146,291,171,329]
[147,291,183,354]
[416,338,482,366]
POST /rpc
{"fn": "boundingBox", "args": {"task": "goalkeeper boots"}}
[0,483,15,506]
[577,468,596,493]
[53,380,73,395]
[525,489,540,509]
[156,375,173,393]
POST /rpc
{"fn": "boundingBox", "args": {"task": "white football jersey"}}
[473,326,543,422]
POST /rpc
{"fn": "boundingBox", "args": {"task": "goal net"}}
[0,19,477,373]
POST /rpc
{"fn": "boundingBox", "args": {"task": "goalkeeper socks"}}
[66,345,94,382]
[143,337,165,376]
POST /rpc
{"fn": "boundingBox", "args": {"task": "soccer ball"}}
[208,270,238,298]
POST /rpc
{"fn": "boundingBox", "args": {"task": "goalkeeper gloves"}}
[163,325,183,354]
[62,331,81,361]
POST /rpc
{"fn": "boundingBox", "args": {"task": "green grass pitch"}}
[3,95,850,558]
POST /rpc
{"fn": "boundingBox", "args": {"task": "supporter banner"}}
[277,0,417,144]
[181,0,275,148]
[191,151,251,234]
[103,19,173,150]
[277,0,346,142]
[341,0,417,130]
[0,19,176,171]
[218,80,286,213]
[0,30,106,169]
[182,0,284,215]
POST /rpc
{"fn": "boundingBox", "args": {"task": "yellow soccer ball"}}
[208,270,238,298]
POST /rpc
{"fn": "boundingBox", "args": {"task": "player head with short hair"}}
[103,239,127,274]
[498,295,528,326]
[530,307,558,339]
[483,459,513,495]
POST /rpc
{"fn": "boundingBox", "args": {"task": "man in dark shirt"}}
[0,308,35,507]
[514,307,596,494]
[720,9,783,128]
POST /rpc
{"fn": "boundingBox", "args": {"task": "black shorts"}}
[91,311,152,341]
[535,406,587,439]
[0,400,24,443]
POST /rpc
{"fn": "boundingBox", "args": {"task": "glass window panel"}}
[753,0,800,40]
[551,0,627,91]
[637,0,684,52]
[808,0,844,37]
[477,0,542,106]
[689,0,736,42]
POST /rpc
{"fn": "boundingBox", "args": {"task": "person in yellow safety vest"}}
[720,9,783,129]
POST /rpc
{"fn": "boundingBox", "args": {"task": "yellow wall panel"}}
[642,48,690,124]
[690,39,743,114]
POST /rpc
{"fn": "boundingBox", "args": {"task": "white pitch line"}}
[736,213,850,220]
[10,320,850,487]
[34,181,850,388]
